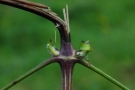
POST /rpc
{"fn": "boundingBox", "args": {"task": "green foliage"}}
[0,0,135,90]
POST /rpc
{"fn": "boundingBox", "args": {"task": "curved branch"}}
[1,57,57,90]
[0,0,70,42]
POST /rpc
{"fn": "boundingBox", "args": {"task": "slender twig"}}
[63,8,67,24]
[1,58,57,90]
[66,5,70,33]
[78,60,130,90]
[63,5,70,33]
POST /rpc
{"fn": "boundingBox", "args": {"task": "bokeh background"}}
[0,0,135,90]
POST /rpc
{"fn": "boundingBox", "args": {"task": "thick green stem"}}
[78,60,130,90]
[1,58,56,90]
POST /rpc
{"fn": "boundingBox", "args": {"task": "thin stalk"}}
[66,4,70,33]
[1,58,56,90]
[78,60,130,90]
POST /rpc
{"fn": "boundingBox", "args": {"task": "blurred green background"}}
[0,0,135,90]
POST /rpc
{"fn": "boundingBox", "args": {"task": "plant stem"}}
[78,60,130,90]
[59,60,76,90]
[1,58,56,90]
[0,0,70,42]
[60,40,74,56]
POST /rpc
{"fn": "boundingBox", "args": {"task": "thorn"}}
[81,40,85,43]
[55,23,60,27]
[86,56,90,66]
[87,60,90,66]
[50,39,52,42]
[85,40,90,44]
